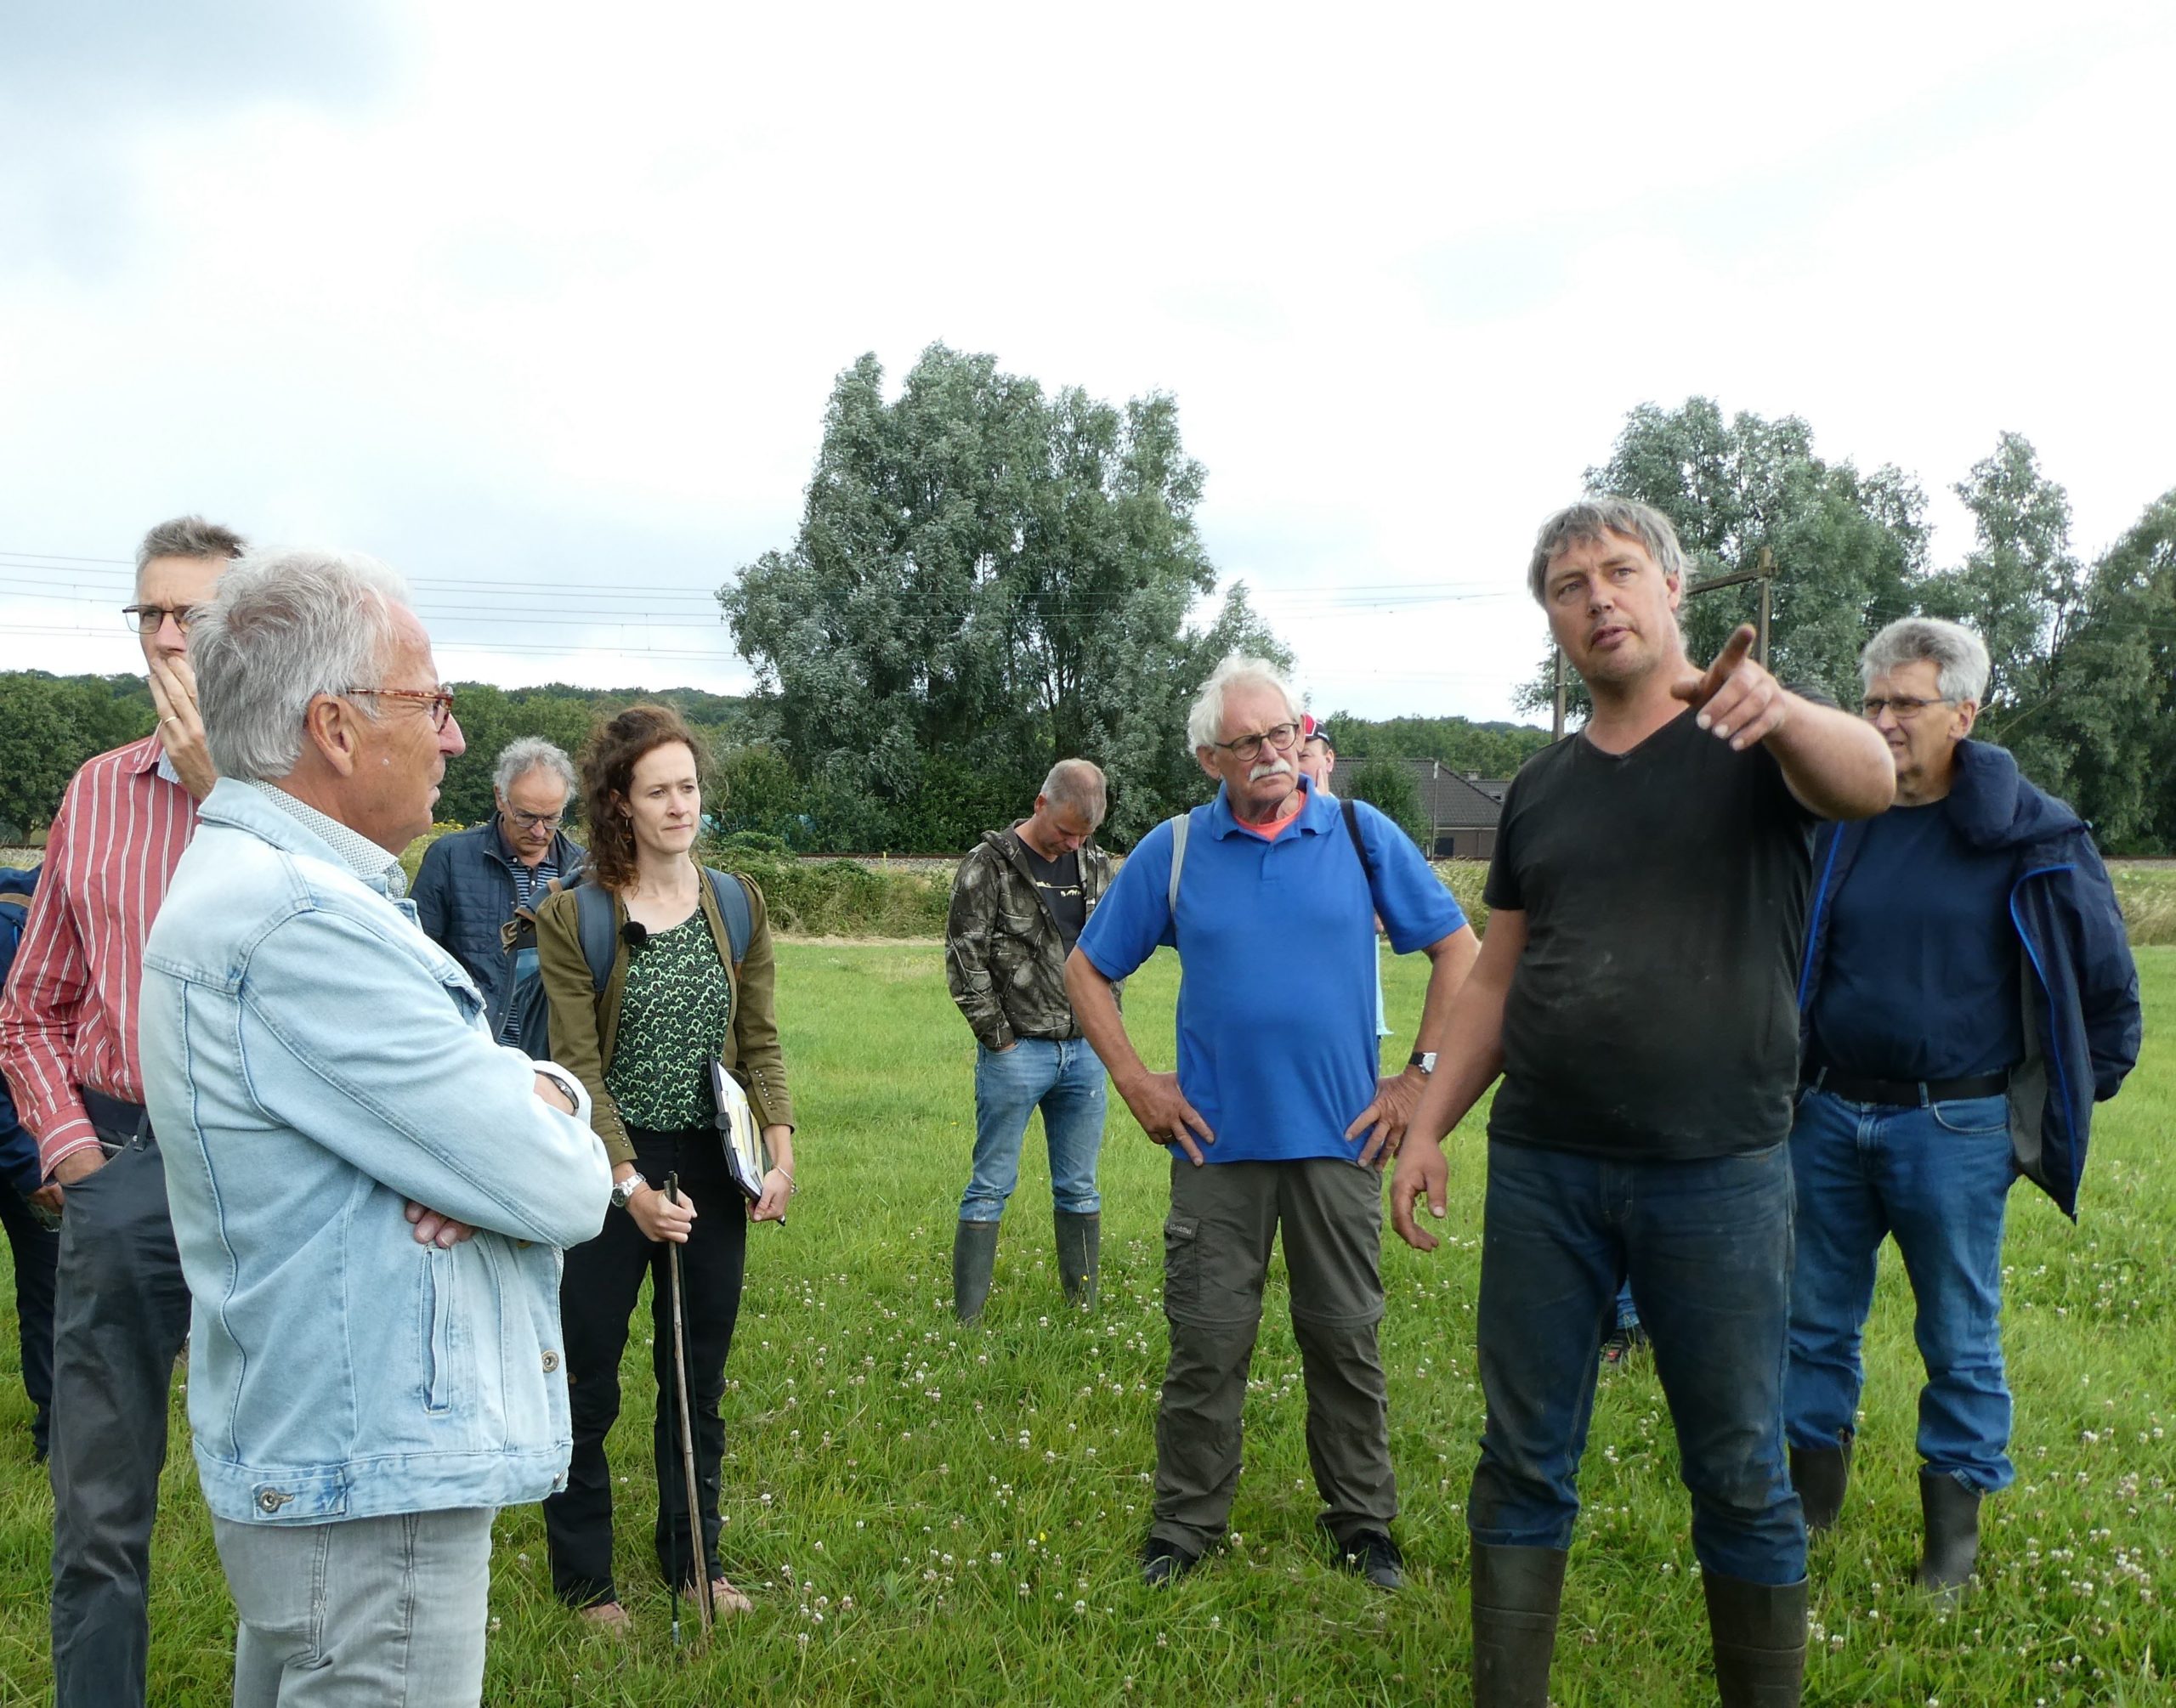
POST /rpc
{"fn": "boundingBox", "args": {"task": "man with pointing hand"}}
[1068,655,1477,1592]
[1391,500,1892,1708]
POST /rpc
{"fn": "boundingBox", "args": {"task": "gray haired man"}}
[139,549,609,1705]
[412,736,585,1045]
[944,760,1114,1320]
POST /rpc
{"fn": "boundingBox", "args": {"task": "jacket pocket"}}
[420,1249,456,1414]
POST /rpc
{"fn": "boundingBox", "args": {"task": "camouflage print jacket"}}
[944,824,1115,1051]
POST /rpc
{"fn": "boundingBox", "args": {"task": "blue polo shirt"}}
[1078,780,1465,1163]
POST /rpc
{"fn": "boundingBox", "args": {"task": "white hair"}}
[1860,617,1992,705]
[1187,655,1299,752]
[494,737,577,802]
[1039,757,1107,823]
[191,548,413,783]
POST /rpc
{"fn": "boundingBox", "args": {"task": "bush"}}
[705,840,950,937]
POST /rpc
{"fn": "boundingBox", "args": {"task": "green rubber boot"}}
[952,1219,1000,1323]
[1054,1210,1100,1311]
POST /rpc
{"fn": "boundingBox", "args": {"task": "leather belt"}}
[1803,1066,2009,1107]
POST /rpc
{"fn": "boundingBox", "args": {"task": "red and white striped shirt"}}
[0,735,196,1177]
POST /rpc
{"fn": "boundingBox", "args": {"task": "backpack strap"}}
[1165,811,1192,917]
[1341,796,1384,910]
[706,868,753,969]
[574,880,617,994]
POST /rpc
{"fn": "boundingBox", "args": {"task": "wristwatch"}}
[609,1171,649,1210]
[1407,1050,1437,1077]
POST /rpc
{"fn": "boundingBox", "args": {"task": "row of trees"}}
[1548,399,2176,853]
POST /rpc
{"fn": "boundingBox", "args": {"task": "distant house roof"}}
[1327,757,1508,830]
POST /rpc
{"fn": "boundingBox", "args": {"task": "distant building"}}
[1325,756,1506,860]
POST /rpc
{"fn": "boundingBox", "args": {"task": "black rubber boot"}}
[951,1219,1000,1322]
[1789,1431,1853,1533]
[1916,1468,1982,1595]
[1054,1210,1100,1311]
[1703,1571,1806,1706]
[1469,1544,1565,1708]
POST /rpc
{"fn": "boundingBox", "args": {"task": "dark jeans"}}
[1786,1086,2017,1491]
[1152,1156,1394,1554]
[48,1131,193,1708]
[1471,1139,1805,1586]
[543,1127,747,1607]
[0,1184,60,1459]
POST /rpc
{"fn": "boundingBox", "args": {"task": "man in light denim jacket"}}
[139,549,612,1707]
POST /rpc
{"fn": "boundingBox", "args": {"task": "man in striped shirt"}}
[0,515,244,1708]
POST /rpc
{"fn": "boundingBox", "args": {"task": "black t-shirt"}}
[1483,710,1818,1161]
[1021,844,1086,950]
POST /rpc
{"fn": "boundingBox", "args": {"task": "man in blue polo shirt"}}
[1068,656,1477,1591]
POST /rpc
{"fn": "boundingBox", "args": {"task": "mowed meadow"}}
[0,945,2169,1705]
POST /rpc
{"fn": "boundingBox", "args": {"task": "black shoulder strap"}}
[1341,796,1374,878]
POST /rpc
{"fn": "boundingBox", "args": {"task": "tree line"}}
[1543,398,2176,853]
[3,368,2168,857]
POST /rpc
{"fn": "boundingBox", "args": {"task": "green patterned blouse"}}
[606,910,733,1133]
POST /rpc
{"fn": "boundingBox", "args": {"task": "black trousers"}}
[0,1183,60,1458]
[542,1127,747,1608]
[48,1132,192,1708]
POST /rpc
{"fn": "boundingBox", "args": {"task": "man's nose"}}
[439,714,468,759]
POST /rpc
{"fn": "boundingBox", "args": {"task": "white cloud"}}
[3,0,2169,717]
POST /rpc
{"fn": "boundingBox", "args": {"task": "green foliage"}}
[720,343,1288,852]
[1344,757,1429,851]
[3,947,2170,1704]
[1531,397,1928,717]
[703,837,951,937]
[0,672,154,834]
[1323,712,1550,778]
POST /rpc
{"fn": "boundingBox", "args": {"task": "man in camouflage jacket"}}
[944,760,1115,1321]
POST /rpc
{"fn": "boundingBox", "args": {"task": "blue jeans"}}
[1785,1086,2016,1492]
[962,1038,1107,1221]
[1471,1139,1805,1585]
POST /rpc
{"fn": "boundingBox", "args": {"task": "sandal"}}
[576,1600,632,1634]
[710,1576,754,1615]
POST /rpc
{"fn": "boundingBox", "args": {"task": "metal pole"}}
[665,1174,713,1646]
[1551,646,1566,740]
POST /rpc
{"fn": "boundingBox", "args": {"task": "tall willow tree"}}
[720,344,1284,847]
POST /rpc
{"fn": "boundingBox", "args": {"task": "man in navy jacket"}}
[411,736,585,1043]
[1788,617,2140,1595]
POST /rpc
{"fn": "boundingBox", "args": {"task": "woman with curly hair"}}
[535,704,796,1630]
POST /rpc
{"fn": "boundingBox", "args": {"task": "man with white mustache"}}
[1068,656,1479,1590]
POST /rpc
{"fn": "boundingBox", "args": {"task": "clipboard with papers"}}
[710,1060,770,1205]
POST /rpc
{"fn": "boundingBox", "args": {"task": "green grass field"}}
[0,949,2169,1705]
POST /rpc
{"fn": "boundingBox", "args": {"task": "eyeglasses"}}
[344,686,457,732]
[1208,721,1302,762]
[122,604,201,636]
[506,808,565,832]
[1860,695,1954,720]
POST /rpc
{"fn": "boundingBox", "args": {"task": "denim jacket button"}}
[541,1350,561,1373]
[257,1489,292,1513]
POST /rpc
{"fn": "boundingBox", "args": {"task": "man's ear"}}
[1954,698,1980,738]
[1194,746,1218,780]
[302,694,363,777]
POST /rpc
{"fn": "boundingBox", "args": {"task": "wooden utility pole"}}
[1686,546,1776,665]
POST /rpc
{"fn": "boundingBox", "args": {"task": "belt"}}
[78,1086,152,1146]
[1802,1066,2009,1107]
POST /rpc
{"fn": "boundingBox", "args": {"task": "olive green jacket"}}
[536,874,794,1167]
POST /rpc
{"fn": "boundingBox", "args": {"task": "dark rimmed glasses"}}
[122,603,201,636]
[1207,721,1303,763]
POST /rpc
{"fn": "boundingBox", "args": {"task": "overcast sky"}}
[3,0,2170,724]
